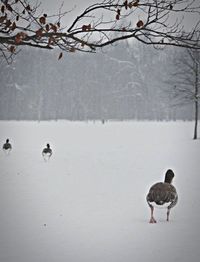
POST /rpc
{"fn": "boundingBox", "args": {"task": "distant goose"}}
[146,169,178,223]
[3,139,12,153]
[42,143,52,160]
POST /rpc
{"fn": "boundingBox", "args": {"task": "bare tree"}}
[169,48,200,139]
[0,0,200,63]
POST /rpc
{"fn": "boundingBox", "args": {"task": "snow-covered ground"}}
[0,121,199,262]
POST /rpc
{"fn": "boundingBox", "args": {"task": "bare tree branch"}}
[0,0,200,62]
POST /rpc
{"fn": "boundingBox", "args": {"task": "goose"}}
[42,143,52,160]
[146,169,178,223]
[3,138,12,153]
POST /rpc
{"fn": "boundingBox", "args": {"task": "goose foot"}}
[149,217,157,223]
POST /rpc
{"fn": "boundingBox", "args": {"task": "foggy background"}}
[0,42,194,121]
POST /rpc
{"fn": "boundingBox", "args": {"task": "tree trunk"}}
[193,61,199,140]
[194,99,198,139]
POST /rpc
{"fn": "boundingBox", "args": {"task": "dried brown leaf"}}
[48,36,55,46]
[45,24,50,31]
[1,5,5,13]
[58,52,63,60]
[10,21,16,31]
[5,19,12,28]
[124,0,128,10]
[6,4,13,12]
[82,24,91,31]
[35,28,43,37]
[9,45,16,53]
[133,1,140,7]
[35,28,43,38]
[0,15,6,23]
[136,20,144,28]
[15,34,22,44]
[26,5,31,11]
[116,14,120,20]
[128,2,133,8]
[70,47,76,52]
[39,16,46,25]
[82,25,87,31]
[50,24,57,33]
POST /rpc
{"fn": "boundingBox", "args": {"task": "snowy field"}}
[0,120,199,262]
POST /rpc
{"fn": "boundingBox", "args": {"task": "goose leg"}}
[167,208,170,221]
[42,153,47,162]
[149,205,157,223]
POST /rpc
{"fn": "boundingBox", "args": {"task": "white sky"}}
[39,0,199,31]
[37,0,98,30]
[40,0,96,19]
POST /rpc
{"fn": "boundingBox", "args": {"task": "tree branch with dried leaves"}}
[0,0,200,63]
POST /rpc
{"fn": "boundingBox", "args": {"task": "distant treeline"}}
[0,42,194,121]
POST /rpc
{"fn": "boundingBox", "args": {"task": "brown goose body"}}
[146,169,178,223]
[42,147,52,155]
[3,139,12,152]
[147,182,177,207]
[42,143,52,160]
